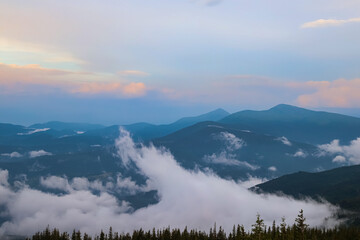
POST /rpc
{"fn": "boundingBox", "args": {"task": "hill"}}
[153,121,335,179]
[219,104,360,145]
[254,164,360,214]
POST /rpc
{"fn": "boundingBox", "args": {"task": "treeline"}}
[29,210,360,240]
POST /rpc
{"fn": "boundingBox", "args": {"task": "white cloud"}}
[294,149,307,158]
[0,169,9,187]
[1,152,23,158]
[0,129,339,237]
[215,132,245,151]
[17,128,50,135]
[318,138,360,164]
[116,174,154,195]
[276,136,292,146]
[204,132,254,168]
[203,151,259,170]
[268,166,277,172]
[237,176,267,189]
[40,174,153,196]
[40,176,71,192]
[29,150,52,158]
[318,140,343,155]
[301,17,360,28]
[332,155,346,163]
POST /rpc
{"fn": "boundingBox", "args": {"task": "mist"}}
[0,129,339,237]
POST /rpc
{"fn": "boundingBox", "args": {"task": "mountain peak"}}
[207,108,229,116]
[269,104,306,112]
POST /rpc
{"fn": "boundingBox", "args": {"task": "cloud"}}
[203,132,255,168]
[276,136,292,146]
[318,140,343,155]
[0,38,85,66]
[41,174,153,196]
[0,63,147,98]
[1,152,23,158]
[293,149,307,158]
[301,17,360,28]
[17,128,50,135]
[29,150,52,158]
[71,82,146,97]
[203,151,259,170]
[268,166,277,172]
[297,79,360,108]
[0,169,9,187]
[332,155,346,163]
[215,132,245,151]
[40,176,71,192]
[318,138,360,164]
[0,130,339,237]
[237,176,267,189]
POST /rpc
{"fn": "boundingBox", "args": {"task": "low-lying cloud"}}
[40,174,154,195]
[215,132,245,151]
[293,149,307,158]
[17,128,50,135]
[204,132,256,169]
[203,151,259,169]
[0,129,339,237]
[318,138,360,164]
[276,136,292,146]
[29,150,52,158]
[1,152,23,158]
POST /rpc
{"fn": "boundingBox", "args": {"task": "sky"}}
[1,0,360,125]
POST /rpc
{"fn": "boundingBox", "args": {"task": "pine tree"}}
[279,217,287,240]
[295,209,309,240]
[109,227,113,240]
[252,213,265,240]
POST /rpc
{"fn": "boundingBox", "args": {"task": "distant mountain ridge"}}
[152,121,335,179]
[122,108,230,140]
[219,104,360,144]
[1,104,360,216]
[29,121,105,132]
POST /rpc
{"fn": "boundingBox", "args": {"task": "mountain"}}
[253,164,360,223]
[219,104,360,145]
[0,123,28,136]
[122,108,230,141]
[29,121,105,132]
[152,121,335,179]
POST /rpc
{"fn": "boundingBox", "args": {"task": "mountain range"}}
[1,104,360,221]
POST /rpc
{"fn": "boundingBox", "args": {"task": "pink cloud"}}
[0,63,147,98]
[297,78,360,108]
[73,82,146,97]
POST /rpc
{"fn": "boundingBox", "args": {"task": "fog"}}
[0,129,339,237]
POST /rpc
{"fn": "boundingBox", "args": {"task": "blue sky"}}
[1,0,360,125]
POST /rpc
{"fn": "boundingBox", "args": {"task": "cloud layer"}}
[0,63,147,98]
[0,129,339,237]
[318,138,360,164]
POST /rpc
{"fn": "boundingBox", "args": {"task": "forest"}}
[29,210,360,240]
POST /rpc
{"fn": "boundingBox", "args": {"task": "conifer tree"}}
[252,213,265,240]
[295,209,308,240]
